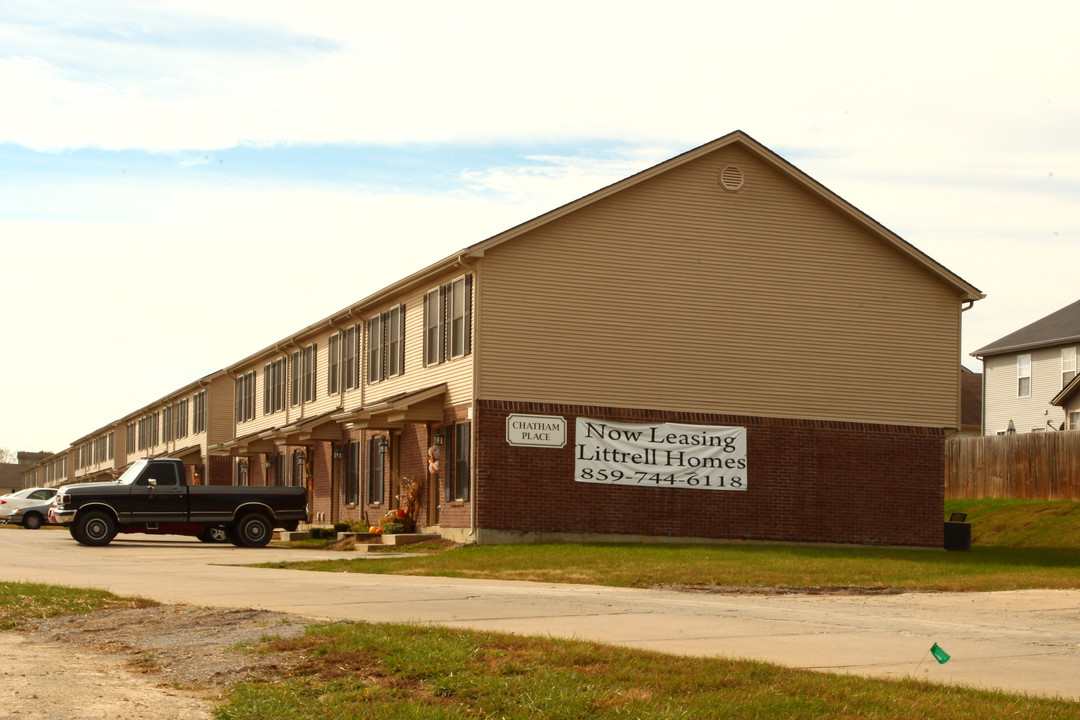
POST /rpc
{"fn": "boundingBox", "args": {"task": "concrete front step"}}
[351,533,441,552]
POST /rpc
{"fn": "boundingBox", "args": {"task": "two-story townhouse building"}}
[211,130,982,547]
[118,371,235,485]
[973,298,1080,434]
[18,131,982,548]
[21,449,69,489]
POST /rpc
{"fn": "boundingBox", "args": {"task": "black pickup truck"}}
[53,458,307,547]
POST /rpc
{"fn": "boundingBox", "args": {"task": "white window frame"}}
[1017,354,1032,398]
[1063,347,1077,388]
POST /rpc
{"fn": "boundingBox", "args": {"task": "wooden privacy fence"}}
[946,432,1080,500]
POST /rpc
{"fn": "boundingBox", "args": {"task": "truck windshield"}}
[115,460,149,485]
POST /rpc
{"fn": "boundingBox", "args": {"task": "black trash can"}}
[944,521,971,551]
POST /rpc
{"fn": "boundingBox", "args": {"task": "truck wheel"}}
[22,512,44,530]
[69,524,79,540]
[197,526,228,543]
[232,513,273,548]
[76,511,118,546]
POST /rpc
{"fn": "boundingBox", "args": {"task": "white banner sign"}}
[574,418,747,491]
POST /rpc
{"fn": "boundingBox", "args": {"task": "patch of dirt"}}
[657,583,911,596]
[3,605,321,719]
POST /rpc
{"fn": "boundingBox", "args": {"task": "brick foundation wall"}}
[476,400,945,547]
[309,441,332,524]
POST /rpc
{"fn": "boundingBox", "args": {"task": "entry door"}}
[128,465,187,523]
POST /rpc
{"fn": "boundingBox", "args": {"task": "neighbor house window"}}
[444,421,471,502]
[1063,348,1077,388]
[424,275,472,366]
[126,422,135,454]
[367,306,405,383]
[1017,354,1031,398]
[1070,411,1080,431]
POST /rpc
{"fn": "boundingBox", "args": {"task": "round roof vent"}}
[718,164,744,192]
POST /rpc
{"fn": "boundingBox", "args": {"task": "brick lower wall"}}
[476,400,945,547]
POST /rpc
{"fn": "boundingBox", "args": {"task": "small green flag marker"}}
[930,643,951,664]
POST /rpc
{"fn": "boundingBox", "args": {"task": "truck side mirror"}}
[148,478,158,487]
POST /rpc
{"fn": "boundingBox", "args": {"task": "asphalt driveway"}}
[2,529,1078,700]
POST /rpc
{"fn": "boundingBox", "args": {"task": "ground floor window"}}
[445,422,471,502]
[367,437,385,504]
[344,442,360,505]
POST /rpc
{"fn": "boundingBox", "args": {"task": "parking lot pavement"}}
[2,529,1079,701]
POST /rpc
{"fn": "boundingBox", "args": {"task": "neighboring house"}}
[18,131,984,548]
[972,298,1080,434]
[959,366,983,436]
[1052,374,1080,430]
[4,451,53,494]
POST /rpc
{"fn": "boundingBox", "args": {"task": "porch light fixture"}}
[332,448,343,459]
[433,431,444,446]
[296,451,306,463]
[376,436,388,454]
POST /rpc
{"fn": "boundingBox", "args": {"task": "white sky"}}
[1,0,1078,453]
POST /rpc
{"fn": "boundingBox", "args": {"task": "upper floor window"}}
[236,371,256,422]
[1063,348,1077,388]
[424,275,472,366]
[126,422,135,453]
[1017,354,1032,398]
[193,391,207,434]
[264,358,287,414]
[367,305,405,384]
[328,333,341,395]
[290,344,317,405]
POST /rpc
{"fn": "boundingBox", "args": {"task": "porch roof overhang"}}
[331,384,448,430]
[164,443,202,463]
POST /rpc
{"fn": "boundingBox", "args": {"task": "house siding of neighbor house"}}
[19,131,982,549]
[974,298,1080,435]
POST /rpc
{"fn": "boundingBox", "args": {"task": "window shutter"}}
[397,304,406,376]
[464,274,473,356]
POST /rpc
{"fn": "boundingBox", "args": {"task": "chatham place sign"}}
[506,414,568,448]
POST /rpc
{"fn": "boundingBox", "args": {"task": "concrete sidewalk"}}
[2,530,1079,701]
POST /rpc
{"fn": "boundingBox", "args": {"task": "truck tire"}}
[231,513,273,548]
[22,512,44,530]
[76,510,118,546]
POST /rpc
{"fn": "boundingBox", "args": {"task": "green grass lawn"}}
[5,582,1076,719]
[261,499,1080,593]
[8,500,1080,719]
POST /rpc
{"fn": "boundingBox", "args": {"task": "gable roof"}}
[464,130,984,302]
[227,130,984,371]
[973,298,1080,358]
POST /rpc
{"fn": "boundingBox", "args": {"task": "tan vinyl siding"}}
[984,348,1070,434]
[479,144,962,429]
[362,277,474,408]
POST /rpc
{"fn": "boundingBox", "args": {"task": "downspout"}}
[457,253,480,541]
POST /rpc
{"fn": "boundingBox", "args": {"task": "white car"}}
[0,487,58,518]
